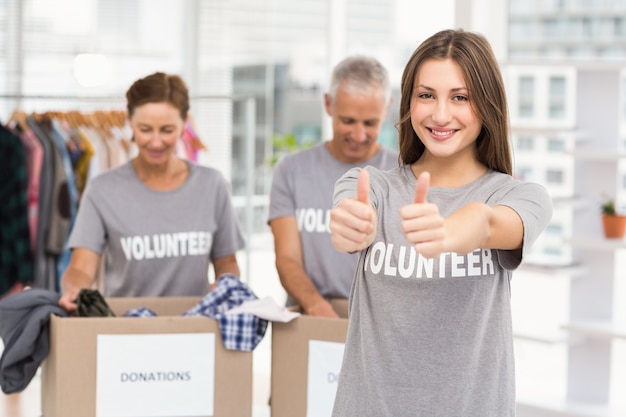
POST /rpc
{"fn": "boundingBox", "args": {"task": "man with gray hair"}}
[268,55,398,317]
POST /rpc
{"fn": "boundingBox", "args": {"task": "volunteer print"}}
[120,231,212,260]
[364,242,496,279]
[296,208,331,233]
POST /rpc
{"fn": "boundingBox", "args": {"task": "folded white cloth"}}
[224,296,300,322]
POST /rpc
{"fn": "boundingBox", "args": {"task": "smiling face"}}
[409,58,482,164]
[130,102,185,166]
[324,83,389,163]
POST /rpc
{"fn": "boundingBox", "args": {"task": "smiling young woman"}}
[329,29,553,417]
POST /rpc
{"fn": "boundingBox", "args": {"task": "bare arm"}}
[212,253,241,280]
[448,202,523,252]
[59,248,101,313]
[401,172,524,258]
[403,202,523,257]
[270,216,338,317]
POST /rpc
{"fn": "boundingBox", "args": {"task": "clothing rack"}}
[0,109,139,298]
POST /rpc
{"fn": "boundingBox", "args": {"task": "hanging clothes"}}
[0,124,34,298]
[179,115,207,162]
[26,115,70,292]
[19,130,44,255]
[71,126,95,197]
[3,108,185,294]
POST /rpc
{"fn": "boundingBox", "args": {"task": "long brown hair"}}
[397,29,512,175]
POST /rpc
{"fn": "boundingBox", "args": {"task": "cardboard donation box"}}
[41,297,253,417]
[270,299,349,417]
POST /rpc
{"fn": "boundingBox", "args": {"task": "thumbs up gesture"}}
[330,169,378,253]
[400,171,446,259]
[356,167,370,205]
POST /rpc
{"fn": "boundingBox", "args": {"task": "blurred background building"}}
[1,0,625,416]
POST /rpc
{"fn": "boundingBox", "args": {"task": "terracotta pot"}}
[601,214,626,238]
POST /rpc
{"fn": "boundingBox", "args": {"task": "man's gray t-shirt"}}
[68,161,245,297]
[268,143,398,303]
[331,165,553,417]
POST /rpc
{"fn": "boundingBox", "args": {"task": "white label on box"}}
[96,333,215,417]
[306,339,345,417]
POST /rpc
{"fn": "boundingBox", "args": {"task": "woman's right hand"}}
[57,248,101,314]
[58,289,79,314]
[329,170,377,253]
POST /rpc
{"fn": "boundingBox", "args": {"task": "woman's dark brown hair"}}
[397,29,512,175]
[126,72,190,121]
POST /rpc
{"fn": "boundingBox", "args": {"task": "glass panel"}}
[517,136,535,150]
[546,223,563,235]
[518,76,535,117]
[546,169,564,184]
[547,138,565,152]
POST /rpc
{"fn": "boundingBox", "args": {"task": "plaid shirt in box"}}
[125,274,268,351]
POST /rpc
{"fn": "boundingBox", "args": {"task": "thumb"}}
[356,169,370,204]
[414,171,430,204]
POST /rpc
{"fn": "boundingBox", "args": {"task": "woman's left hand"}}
[400,172,447,259]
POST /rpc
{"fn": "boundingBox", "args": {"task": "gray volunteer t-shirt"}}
[331,165,552,417]
[68,161,245,297]
[268,142,398,303]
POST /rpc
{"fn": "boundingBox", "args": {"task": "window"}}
[509,20,533,40]
[622,77,626,121]
[582,17,593,38]
[516,166,533,181]
[97,0,138,40]
[615,17,626,36]
[546,169,564,184]
[510,0,535,13]
[549,76,566,119]
[543,17,567,39]
[518,76,535,117]
[517,136,535,151]
[549,103,565,119]
[547,138,565,152]
[293,125,322,145]
[549,76,566,97]
[543,18,559,38]
[543,246,563,256]
[546,223,563,235]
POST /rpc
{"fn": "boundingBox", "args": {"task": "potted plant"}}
[600,198,626,238]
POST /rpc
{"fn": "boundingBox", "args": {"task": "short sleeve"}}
[332,167,362,207]
[209,175,246,260]
[67,183,107,254]
[268,157,296,222]
[497,181,553,270]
